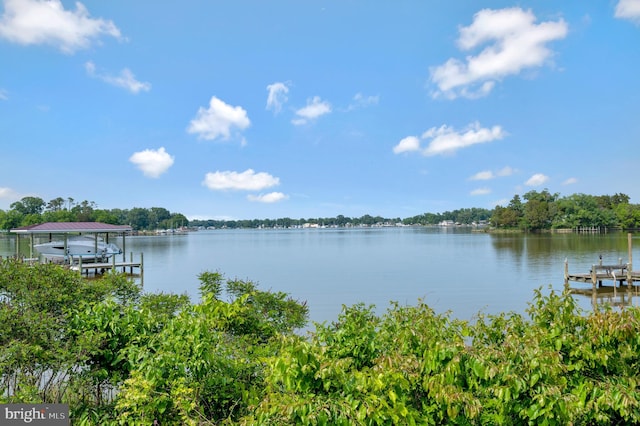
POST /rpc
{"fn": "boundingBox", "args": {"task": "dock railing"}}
[73,252,144,286]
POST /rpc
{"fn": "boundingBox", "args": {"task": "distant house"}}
[438,220,455,227]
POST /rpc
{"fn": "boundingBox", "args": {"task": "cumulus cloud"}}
[0,0,121,54]
[0,186,19,200]
[469,166,515,180]
[471,188,491,196]
[292,96,331,125]
[187,96,250,141]
[394,122,506,157]
[392,136,421,154]
[430,7,568,99]
[615,0,640,23]
[266,82,289,114]
[423,123,506,156]
[497,166,515,177]
[129,147,174,178]
[469,170,495,181]
[247,192,289,203]
[562,177,578,185]
[525,173,549,186]
[346,92,379,111]
[202,169,280,191]
[85,61,150,94]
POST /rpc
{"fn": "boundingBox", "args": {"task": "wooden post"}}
[591,264,597,291]
[140,252,144,287]
[121,233,126,263]
[629,233,634,288]
[564,259,569,289]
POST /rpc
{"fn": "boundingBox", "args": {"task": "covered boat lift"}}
[9,222,142,284]
[10,222,133,262]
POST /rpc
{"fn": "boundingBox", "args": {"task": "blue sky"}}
[1,1,639,220]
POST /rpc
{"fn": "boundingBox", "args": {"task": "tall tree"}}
[10,196,45,216]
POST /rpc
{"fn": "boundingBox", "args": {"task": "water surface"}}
[2,228,638,325]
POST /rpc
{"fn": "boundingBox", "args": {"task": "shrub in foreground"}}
[3,258,640,425]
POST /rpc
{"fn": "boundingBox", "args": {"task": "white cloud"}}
[430,7,568,99]
[0,89,7,100]
[347,92,379,111]
[392,136,421,154]
[85,61,150,94]
[471,188,491,195]
[266,82,289,114]
[0,186,19,200]
[0,0,121,54]
[292,96,331,125]
[525,173,549,186]
[129,147,174,178]
[562,177,578,185]
[615,0,640,23]
[202,169,280,191]
[469,166,515,180]
[395,122,506,157]
[422,123,505,156]
[496,166,515,177]
[247,192,289,203]
[187,96,250,141]
[469,170,494,181]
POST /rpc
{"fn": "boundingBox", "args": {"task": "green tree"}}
[126,208,150,230]
[522,190,558,230]
[0,260,140,405]
[615,203,640,229]
[46,197,66,212]
[10,196,45,216]
[71,200,96,221]
[0,209,24,230]
[491,195,523,228]
[114,272,308,424]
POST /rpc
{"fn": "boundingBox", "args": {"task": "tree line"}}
[3,259,640,424]
[0,196,188,231]
[2,190,640,231]
[489,190,640,231]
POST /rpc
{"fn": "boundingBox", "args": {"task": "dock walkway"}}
[564,261,640,290]
[565,233,638,293]
[70,253,144,285]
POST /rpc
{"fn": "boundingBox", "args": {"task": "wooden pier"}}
[70,252,144,285]
[564,261,640,289]
[564,233,639,303]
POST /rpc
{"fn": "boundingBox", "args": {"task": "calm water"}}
[2,228,639,325]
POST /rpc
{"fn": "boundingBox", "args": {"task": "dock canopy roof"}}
[11,222,132,234]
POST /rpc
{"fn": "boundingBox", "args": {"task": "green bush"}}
[3,259,640,425]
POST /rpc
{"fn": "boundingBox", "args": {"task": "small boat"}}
[35,236,122,262]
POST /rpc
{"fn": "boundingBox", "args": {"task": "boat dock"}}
[564,233,640,307]
[564,260,640,290]
[8,222,143,285]
[70,252,144,285]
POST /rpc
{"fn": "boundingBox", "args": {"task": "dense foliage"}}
[2,190,640,232]
[3,260,640,424]
[490,191,639,231]
[0,196,188,231]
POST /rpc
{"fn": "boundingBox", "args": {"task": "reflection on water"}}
[569,285,640,311]
[1,229,639,324]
